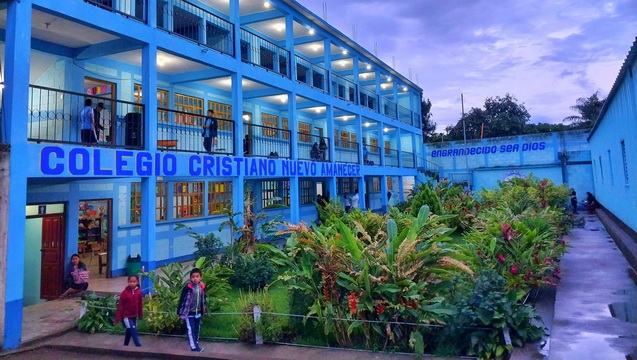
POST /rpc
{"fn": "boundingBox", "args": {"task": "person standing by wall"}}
[202,110,218,154]
[93,102,105,142]
[351,189,360,209]
[343,192,351,212]
[570,189,578,214]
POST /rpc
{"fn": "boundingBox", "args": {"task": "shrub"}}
[236,290,284,343]
[229,253,277,290]
[174,223,223,259]
[410,184,443,216]
[77,294,118,334]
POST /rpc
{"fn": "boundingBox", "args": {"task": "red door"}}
[40,215,64,300]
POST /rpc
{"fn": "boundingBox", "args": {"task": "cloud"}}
[303,0,637,130]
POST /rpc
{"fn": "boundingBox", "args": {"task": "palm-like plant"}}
[563,92,605,128]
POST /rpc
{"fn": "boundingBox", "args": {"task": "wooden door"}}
[40,215,64,300]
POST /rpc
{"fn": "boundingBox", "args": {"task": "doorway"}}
[78,199,112,278]
[25,203,66,303]
[84,77,117,145]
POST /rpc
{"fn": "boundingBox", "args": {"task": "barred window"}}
[371,177,381,193]
[130,182,167,223]
[208,100,232,131]
[370,138,379,152]
[621,140,629,185]
[208,181,232,216]
[387,177,393,191]
[282,117,289,140]
[262,180,290,208]
[334,130,339,147]
[337,177,354,195]
[174,182,204,219]
[134,84,169,122]
[174,93,204,126]
[299,122,311,143]
[300,180,314,205]
[262,113,278,138]
[340,131,350,148]
[385,141,391,155]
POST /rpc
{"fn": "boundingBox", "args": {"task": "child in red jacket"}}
[114,275,144,347]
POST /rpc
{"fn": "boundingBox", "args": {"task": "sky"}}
[302,0,637,132]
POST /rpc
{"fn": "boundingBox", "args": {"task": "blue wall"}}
[589,55,637,231]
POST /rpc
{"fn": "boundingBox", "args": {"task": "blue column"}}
[288,94,300,223]
[355,114,365,209]
[326,105,335,163]
[398,176,405,202]
[2,0,32,350]
[285,15,296,81]
[140,43,158,291]
[396,128,403,168]
[378,123,385,167]
[231,72,243,157]
[230,0,241,62]
[147,0,157,28]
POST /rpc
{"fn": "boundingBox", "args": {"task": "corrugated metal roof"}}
[281,0,423,94]
[588,37,637,140]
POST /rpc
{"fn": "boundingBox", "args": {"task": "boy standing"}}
[177,268,207,352]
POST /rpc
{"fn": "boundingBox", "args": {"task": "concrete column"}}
[230,0,240,61]
[147,0,157,28]
[380,175,388,212]
[378,124,385,167]
[325,105,335,162]
[285,15,296,81]
[397,128,403,168]
[1,0,32,350]
[288,94,300,223]
[140,43,158,291]
[398,176,405,202]
[231,72,243,157]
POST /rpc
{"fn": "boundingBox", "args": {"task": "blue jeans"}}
[122,317,141,346]
[185,315,202,350]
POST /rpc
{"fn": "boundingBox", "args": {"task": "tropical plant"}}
[174,223,223,260]
[229,252,277,290]
[77,294,118,334]
[563,91,605,129]
[410,184,443,216]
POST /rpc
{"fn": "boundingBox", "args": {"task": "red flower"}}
[348,293,359,314]
[561,239,567,245]
[539,180,548,189]
[477,250,482,256]
[541,200,548,208]
[510,264,518,275]
[497,254,506,262]
[375,302,385,315]
[523,270,532,281]
[500,223,517,241]
[543,257,553,264]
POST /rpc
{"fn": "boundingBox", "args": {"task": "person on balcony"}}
[93,102,105,142]
[202,110,219,154]
[310,142,320,160]
[319,138,328,161]
[243,135,252,156]
[80,98,97,144]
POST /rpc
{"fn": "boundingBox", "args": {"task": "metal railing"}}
[331,73,358,104]
[359,86,378,112]
[298,133,330,162]
[334,140,359,164]
[397,104,413,126]
[243,123,291,159]
[157,0,235,56]
[363,145,381,166]
[241,29,290,78]
[385,148,399,167]
[402,151,415,168]
[84,0,147,22]
[381,97,398,120]
[27,85,144,149]
[157,108,235,155]
[417,156,441,173]
[295,56,328,92]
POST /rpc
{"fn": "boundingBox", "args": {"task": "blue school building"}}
[0,0,425,348]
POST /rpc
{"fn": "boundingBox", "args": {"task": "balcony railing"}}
[243,123,291,159]
[402,151,415,168]
[417,156,440,173]
[363,145,381,166]
[398,105,413,126]
[85,0,147,22]
[331,73,358,104]
[27,85,144,149]
[157,108,235,155]
[413,112,422,129]
[381,97,398,120]
[385,148,399,167]
[359,86,378,112]
[298,132,330,162]
[295,56,328,92]
[157,0,235,56]
[335,140,359,164]
[241,29,290,78]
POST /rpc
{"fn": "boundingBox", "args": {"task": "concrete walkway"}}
[21,299,82,346]
[549,213,637,359]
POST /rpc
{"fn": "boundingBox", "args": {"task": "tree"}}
[445,94,530,141]
[421,98,436,141]
[563,92,605,129]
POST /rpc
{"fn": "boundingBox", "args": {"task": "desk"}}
[97,252,108,275]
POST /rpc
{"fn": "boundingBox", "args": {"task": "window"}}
[337,177,354,195]
[134,84,169,122]
[385,141,391,155]
[387,177,393,191]
[340,131,350,148]
[300,180,314,205]
[334,130,339,147]
[282,117,289,140]
[370,138,379,152]
[608,150,614,185]
[299,122,311,143]
[261,180,290,208]
[350,134,357,148]
[130,182,167,223]
[208,181,232,216]
[621,140,629,185]
[208,100,232,131]
[371,177,381,193]
[174,182,204,219]
[174,93,204,126]
[262,113,278,138]
[599,156,604,183]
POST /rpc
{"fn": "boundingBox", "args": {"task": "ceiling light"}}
[263,1,271,8]
[361,73,368,79]
[366,64,371,70]
[311,44,321,52]
[383,128,389,132]
[342,49,348,55]
[279,95,287,103]
[381,84,387,89]
[156,57,167,67]
[308,28,315,35]
[243,114,251,121]
[403,86,408,92]
[364,122,372,127]
[386,76,392,82]
[339,60,347,67]
[274,23,285,32]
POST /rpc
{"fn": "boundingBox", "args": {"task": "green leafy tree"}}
[421,98,436,141]
[446,94,530,140]
[563,92,605,129]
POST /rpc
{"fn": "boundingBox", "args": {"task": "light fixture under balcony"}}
[386,76,392,82]
[402,86,408,92]
[342,49,348,55]
[366,64,372,70]
[308,28,315,35]
[263,1,271,8]
[274,22,285,32]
